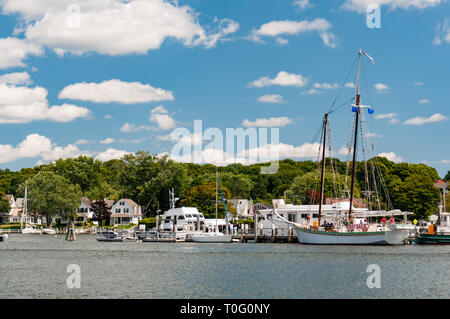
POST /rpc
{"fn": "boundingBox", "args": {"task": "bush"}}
[139,217,156,229]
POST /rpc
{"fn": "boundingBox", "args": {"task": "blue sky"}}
[0,0,448,176]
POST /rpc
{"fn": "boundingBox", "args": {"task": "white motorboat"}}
[96,229,123,242]
[0,234,8,241]
[191,232,232,243]
[42,228,56,235]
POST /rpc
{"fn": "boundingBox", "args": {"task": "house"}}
[75,197,94,223]
[0,195,16,223]
[110,199,142,225]
[229,199,254,219]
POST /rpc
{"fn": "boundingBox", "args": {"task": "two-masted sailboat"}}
[273,50,413,245]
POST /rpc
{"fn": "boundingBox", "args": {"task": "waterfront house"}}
[75,197,94,223]
[229,199,252,219]
[110,199,142,225]
[0,195,16,223]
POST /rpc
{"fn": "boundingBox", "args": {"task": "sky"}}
[0,0,448,176]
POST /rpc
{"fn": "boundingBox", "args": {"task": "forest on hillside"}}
[0,151,448,221]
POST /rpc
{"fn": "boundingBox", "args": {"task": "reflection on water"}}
[1,234,449,298]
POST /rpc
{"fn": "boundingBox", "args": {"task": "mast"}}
[215,170,218,232]
[348,51,362,221]
[318,113,328,226]
[21,186,27,229]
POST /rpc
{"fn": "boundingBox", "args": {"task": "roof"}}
[80,197,92,207]
[122,198,139,208]
[91,199,115,209]
[15,198,24,208]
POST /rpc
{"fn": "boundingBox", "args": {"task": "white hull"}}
[21,227,41,234]
[191,233,232,243]
[42,229,56,235]
[295,227,409,245]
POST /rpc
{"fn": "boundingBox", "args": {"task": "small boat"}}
[191,232,232,243]
[0,234,8,241]
[42,228,56,235]
[96,229,123,242]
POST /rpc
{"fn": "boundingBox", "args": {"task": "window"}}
[115,208,121,213]
[120,201,125,206]
[313,214,319,218]
[288,214,296,222]
[301,214,308,219]
[124,208,129,213]
[178,215,185,220]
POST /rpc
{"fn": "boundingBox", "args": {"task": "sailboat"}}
[20,187,41,234]
[191,171,232,243]
[272,50,412,245]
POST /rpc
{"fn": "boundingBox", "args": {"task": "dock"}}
[232,228,298,243]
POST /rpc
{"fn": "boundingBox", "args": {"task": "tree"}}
[288,171,360,204]
[389,174,440,220]
[17,171,81,226]
[0,191,10,213]
[180,182,234,218]
[118,151,191,216]
[91,199,111,226]
[444,170,450,182]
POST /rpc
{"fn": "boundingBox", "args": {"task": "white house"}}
[110,199,142,225]
[0,195,17,223]
[75,197,94,223]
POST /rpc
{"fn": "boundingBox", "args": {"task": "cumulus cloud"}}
[3,0,238,56]
[59,79,174,104]
[378,152,403,163]
[375,113,397,120]
[100,138,116,145]
[248,71,308,88]
[404,113,447,125]
[0,134,82,164]
[0,84,90,124]
[249,18,338,48]
[242,117,292,127]
[257,94,286,103]
[374,83,389,92]
[293,0,313,11]
[150,105,176,130]
[0,37,43,69]
[120,123,153,133]
[419,99,430,104]
[313,82,339,90]
[95,148,132,161]
[342,0,443,13]
[0,72,32,85]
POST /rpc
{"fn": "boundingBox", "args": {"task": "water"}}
[1,234,449,299]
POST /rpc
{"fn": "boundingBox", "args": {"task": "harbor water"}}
[1,234,449,298]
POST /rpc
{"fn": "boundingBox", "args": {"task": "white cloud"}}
[419,99,430,104]
[375,113,397,120]
[378,152,403,163]
[0,134,82,164]
[104,114,113,119]
[249,18,337,48]
[293,0,313,11]
[345,82,355,88]
[100,137,116,145]
[95,148,132,161]
[242,117,292,127]
[414,81,424,86]
[374,83,389,92]
[248,71,308,88]
[120,123,152,133]
[433,18,450,45]
[0,72,32,85]
[364,132,383,138]
[313,82,338,90]
[59,79,174,104]
[389,118,400,124]
[6,0,238,56]
[159,132,203,146]
[275,37,289,45]
[0,37,43,69]
[342,0,443,13]
[75,139,89,145]
[301,88,322,95]
[0,84,90,124]
[257,94,286,103]
[404,113,447,125]
[150,105,176,130]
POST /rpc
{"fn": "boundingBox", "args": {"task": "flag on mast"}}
[360,49,375,64]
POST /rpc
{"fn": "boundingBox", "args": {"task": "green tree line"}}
[0,151,445,221]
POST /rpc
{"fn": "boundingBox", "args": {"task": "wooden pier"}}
[232,228,298,243]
